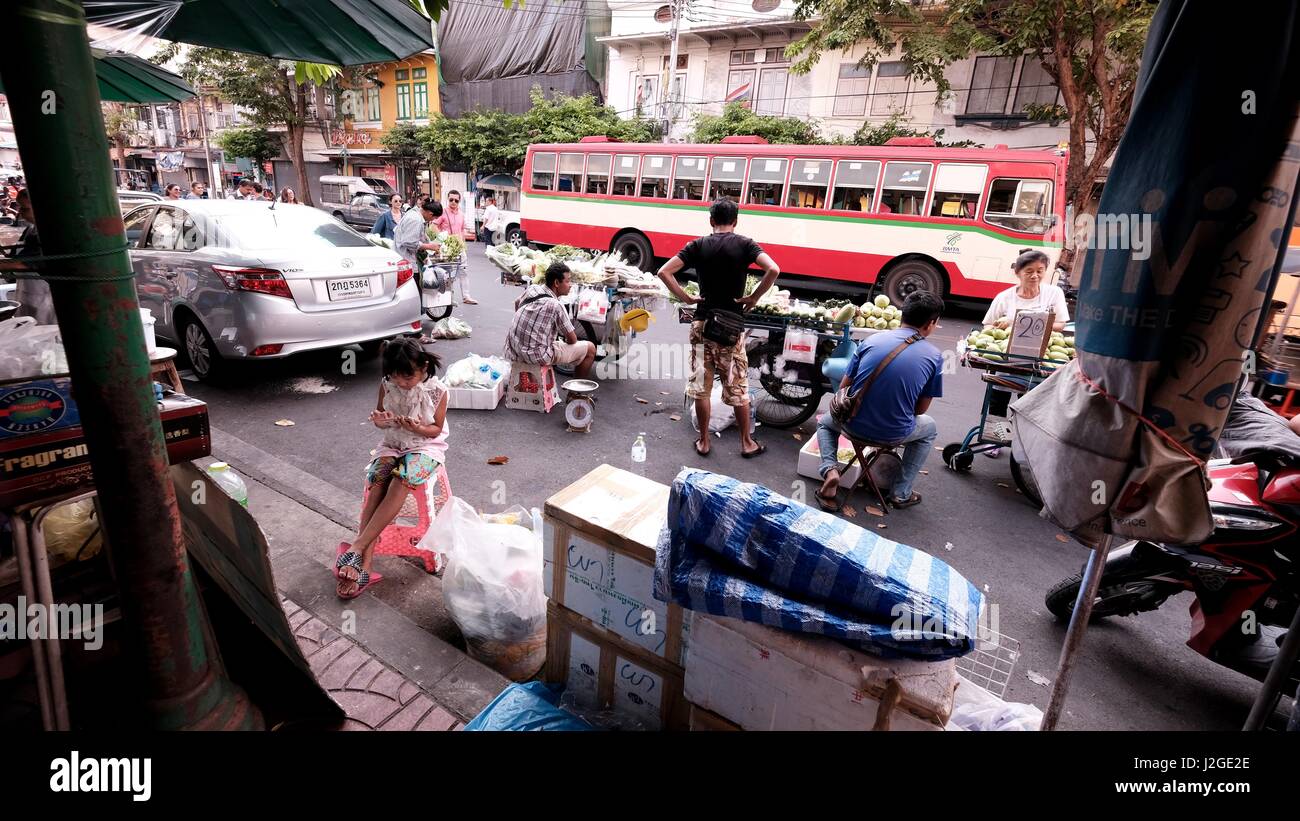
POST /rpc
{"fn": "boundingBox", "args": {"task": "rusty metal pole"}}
[2,0,260,730]
[1040,533,1115,730]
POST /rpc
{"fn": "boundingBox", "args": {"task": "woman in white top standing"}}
[983,248,1069,332]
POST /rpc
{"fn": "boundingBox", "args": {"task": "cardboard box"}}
[688,702,742,731]
[683,613,957,732]
[505,361,559,413]
[0,377,81,440]
[544,601,688,731]
[543,464,687,665]
[795,433,863,486]
[1,394,210,508]
[446,378,506,411]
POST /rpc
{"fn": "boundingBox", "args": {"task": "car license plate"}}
[327,277,371,301]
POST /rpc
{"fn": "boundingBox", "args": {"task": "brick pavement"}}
[284,596,468,731]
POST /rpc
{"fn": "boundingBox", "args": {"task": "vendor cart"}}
[420,252,466,321]
[942,340,1061,503]
[678,306,880,428]
[499,267,668,369]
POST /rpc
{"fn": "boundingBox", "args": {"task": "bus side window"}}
[673,156,706,201]
[786,159,831,209]
[641,154,671,198]
[930,163,986,219]
[829,159,881,212]
[612,154,640,196]
[985,178,1052,233]
[709,156,745,200]
[556,153,584,193]
[531,152,556,191]
[746,157,788,206]
[585,153,612,195]
[879,162,931,216]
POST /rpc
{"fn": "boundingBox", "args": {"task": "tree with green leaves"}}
[380,122,426,198]
[690,103,823,145]
[851,112,978,147]
[421,88,658,177]
[153,44,340,205]
[103,103,136,170]
[214,127,282,181]
[787,0,1154,221]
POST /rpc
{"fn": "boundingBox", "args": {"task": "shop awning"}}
[0,49,194,103]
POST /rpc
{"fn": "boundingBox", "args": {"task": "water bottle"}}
[631,433,647,476]
[206,462,248,507]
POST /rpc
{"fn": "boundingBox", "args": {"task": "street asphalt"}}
[184,249,1276,731]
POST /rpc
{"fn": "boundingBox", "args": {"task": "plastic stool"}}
[363,463,451,573]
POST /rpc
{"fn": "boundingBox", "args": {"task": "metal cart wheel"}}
[943,442,975,472]
[746,336,822,428]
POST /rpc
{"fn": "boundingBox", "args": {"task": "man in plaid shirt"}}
[505,262,596,377]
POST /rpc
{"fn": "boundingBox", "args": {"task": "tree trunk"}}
[291,83,314,207]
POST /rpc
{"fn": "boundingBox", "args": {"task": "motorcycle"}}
[419,253,464,321]
[1045,450,1300,693]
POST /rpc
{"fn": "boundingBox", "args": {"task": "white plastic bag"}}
[427,497,547,680]
[948,676,1043,731]
[576,287,610,324]
[429,317,472,339]
[782,327,818,364]
[0,317,67,379]
[689,384,756,436]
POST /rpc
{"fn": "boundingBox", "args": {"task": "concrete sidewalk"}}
[205,450,510,729]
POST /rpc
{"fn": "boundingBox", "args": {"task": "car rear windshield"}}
[216,207,373,250]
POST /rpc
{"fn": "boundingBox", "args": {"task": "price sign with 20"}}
[1008,310,1054,358]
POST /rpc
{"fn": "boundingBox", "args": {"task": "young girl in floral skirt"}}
[336,338,449,599]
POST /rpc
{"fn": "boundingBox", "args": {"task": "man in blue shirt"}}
[815,291,945,511]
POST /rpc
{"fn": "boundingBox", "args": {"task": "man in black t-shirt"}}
[657,198,780,459]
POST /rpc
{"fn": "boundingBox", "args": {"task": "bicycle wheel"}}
[746,338,822,428]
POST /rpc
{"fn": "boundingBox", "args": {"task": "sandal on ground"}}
[741,442,767,459]
[815,492,842,513]
[694,438,710,458]
[338,568,384,600]
[890,492,922,509]
[462,297,478,305]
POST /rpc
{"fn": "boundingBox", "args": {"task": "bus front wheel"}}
[612,231,654,272]
[879,259,944,305]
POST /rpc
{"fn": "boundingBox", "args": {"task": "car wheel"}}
[880,259,944,305]
[505,224,523,244]
[180,316,224,381]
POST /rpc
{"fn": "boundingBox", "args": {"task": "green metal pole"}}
[1,0,260,730]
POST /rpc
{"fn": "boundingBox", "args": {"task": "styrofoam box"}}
[684,613,957,732]
[446,379,505,410]
[796,434,863,486]
[543,464,687,665]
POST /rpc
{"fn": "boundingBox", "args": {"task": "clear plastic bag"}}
[42,500,103,565]
[0,317,67,379]
[428,317,472,339]
[426,498,546,681]
[690,384,756,436]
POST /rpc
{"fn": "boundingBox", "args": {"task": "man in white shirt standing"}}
[478,195,503,245]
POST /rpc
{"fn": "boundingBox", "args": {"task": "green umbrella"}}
[0,50,194,103]
[84,0,437,67]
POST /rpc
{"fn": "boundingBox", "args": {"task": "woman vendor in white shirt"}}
[982,248,1069,332]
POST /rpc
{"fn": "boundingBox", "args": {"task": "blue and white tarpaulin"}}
[653,469,984,659]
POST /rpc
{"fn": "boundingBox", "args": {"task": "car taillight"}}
[395,259,414,289]
[251,344,284,356]
[212,265,293,299]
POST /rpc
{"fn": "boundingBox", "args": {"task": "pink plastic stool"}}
[363,463,451,573]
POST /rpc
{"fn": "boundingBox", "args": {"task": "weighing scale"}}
[561,379,598,432]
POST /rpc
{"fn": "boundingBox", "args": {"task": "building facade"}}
[328,51,442,199]
[600,0,1074,151]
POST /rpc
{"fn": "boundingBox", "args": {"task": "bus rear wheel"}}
[612,231,654,272]
[880,259,944,305]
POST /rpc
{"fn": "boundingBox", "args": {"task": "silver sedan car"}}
[123,199,420,380]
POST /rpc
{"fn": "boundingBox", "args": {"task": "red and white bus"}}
[520,136,1067,304]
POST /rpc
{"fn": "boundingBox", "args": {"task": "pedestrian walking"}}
[336,339,449,600]
[370,194,404,239]
[435,189,477,304]
[164,183,183,200]
[278,188,299,204]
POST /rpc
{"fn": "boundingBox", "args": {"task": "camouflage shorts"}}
[687,321,749,407]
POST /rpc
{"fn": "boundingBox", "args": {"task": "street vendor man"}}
[815,291,945,511]
[504,261,596,378]
[983,248,1069,331]
[656,198,780,459]
[395,197,443,269]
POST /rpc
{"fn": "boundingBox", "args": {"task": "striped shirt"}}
[505,284,573,364]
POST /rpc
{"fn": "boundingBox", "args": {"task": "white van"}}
[319,175,395,202]
[474,175,523,244]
